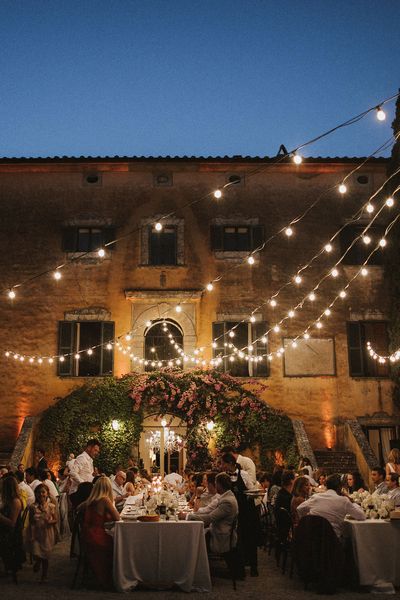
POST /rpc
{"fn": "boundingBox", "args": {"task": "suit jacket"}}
[188,490,238,553]
[37,457,48,471]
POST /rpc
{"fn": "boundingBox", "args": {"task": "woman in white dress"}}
[386,448,400,477]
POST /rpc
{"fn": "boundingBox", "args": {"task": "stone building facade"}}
[0,155,398,460]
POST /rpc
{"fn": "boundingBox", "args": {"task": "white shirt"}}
[237,454,257,486]
[19,481,35,506]
[69,451,94,494]
[197,493,220,514]
[388,487,400,505]
[30,479,41,491]
[44,479,59,498]
[297,489,365,538]
[164,472,183,486]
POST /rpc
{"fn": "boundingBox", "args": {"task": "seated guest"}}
[14,470,35,506]
[344,471,365,494]
[315,470,327,492]
[164,467,183,487]
[297,473,365,539]
[298,456,313,478]
[123,470,137,496]
[275,470,295,515]
[140,469,152,483]
[300,467,318,487]
[81,477,121,589]
[258,472,272,506]
[111,471,128,511]
[386,448,400,477]
[386,473,400,505]
[269,469,283,506]
[291,476,311,527]
[25,467,41,492]
[371,467,388,495]
[193,472,220,513]
[186,472,238,553]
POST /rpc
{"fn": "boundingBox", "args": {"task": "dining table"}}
[347,518,400,590]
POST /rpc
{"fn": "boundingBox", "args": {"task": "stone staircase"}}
[314,450,358,474]
[0,451,12,468]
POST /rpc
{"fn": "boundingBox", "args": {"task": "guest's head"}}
[326,474,342,494]
[34,483,50,504]
[14,470,24,484]
[193,472,205,488]
[35,448,45,460]
[299,456,311,467]
[371,467,386,485]
[38,469,50,482]
[221,445,238,460]
[1,474,21,507]
[292,476,311,499]
[114,471,127,487]
[206,472,218,495]
[75,481,94,505]
[126,470,135,485]
[85,439,101,459]
[0,467,8,478]
[281,470,295,492]
[17,463,24,473]
[388,448,400,465]
[259,473,272,491]
[87,476,114,505]
[271,469,283,487]
[386,473,400,490]
[140,469,151,482]
[316,470,327,486]
[215,472,232,495]
[220,453,237,473]
[346,471,365,492]
[25,467,37,484]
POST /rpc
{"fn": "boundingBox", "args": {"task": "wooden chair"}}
[70,510,90,589]
[275,507,293,575]
[208,517,244,590]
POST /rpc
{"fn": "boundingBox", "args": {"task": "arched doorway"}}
[144,319,183,371]
[139,413,187,476]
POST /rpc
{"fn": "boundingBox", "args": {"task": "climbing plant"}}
[37,369,296,472]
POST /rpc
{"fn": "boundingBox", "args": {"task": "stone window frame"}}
[62,217,114,262]
[140,216,185,266]
[211,216,262,261]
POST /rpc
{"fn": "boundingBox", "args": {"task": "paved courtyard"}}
[0,538,391,599]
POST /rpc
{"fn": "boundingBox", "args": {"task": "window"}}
[144,320,183,371]
[211,224,264,252]
[58,321,114,377]
[339,224,385,266]
[149,225,177,265]
[212,321,268,377]
[62,227,116,253]
[347,321,389,377]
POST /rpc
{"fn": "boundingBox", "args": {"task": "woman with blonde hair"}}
[82,476,120,589]
[386,448,400,477]
[290,476,311,528]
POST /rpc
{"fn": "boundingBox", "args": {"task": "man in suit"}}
[35,448,48,471]
[187,472,238,554]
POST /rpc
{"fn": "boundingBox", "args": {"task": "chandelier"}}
[146,427,184,453]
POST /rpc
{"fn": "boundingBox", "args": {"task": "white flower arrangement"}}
[350,491,394,519]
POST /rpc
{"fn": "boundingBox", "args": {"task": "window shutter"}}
[102,227,116,250]
[347,322,363,376]
[61,228,77,252]
[58,321,74,376]
[210,225,223,251]
[251,225,265,251]
[101,322,115,375]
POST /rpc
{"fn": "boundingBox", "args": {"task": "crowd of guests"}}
[1,442,400,588]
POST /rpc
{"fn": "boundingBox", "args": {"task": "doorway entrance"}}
[139,414,187,476]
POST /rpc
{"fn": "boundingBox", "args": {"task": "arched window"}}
[144,319,183,371]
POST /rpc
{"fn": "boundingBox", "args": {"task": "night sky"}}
[0,0,399,158]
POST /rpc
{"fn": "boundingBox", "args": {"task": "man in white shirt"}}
[297,473,365,538]
[387,473,400,505]
[164,468,183,487]
[15,470,35,505]
[25,467,41,491]
[371,467,389,495]
[111,471,128,511]
[69,439,100,496]
[222,445,257,487]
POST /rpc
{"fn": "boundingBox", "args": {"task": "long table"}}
[113,520,212,592]
[347,519,400,588]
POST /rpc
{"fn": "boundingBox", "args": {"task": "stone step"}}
[314,450,358,474]
[0,451,12,468]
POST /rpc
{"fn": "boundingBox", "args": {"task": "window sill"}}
[214,251,259,262]
[58,374,112,379]
[138,264,186,269]
[66,252,112,263]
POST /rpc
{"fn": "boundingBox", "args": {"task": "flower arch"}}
[37,369,296,473]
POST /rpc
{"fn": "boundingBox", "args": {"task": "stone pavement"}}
[0,538,389,599]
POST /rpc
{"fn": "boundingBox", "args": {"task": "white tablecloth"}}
[347,519,400,586]
[113,521,212,592]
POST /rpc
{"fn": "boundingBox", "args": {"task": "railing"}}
[291,419,317,471]
[10,416,36,469]
[343,420,377,490]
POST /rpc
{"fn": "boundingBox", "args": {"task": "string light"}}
[308,292,316,301]
[288,310,295,318]
[324,244,333,253]
[97,248,105,258]
[324,308,331,316]
[247,256,255,265]
[294,275,302,285]
[175,305,182,313]
[292,153,303,165]
[386,197,395,207]
[339,290,347,298]
[338,183,347,194]
[206,283,214,292]
[376,106,386,121]
[270,299,277,307]
[285,227,293,237]
[273,325,280,333]
[8,290,16,299]
[213,189,222,199]
[53,270,62,280]
[316,322,323,329]
[87,348,93,355]
[331,268,339,278]
[154,222,163,231]
[366,203,374,213]
[379,238,387,247]
[361,267,368,277]
[362,235,371,245]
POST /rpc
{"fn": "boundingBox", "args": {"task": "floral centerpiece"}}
[350,491,394,519]
[145,476,180,516]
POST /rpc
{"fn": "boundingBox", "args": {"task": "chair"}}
[275,507,293,574]
[208,517,243,590]
[70,510,90,589]
[292,515,344,594]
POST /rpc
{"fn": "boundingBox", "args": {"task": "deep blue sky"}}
[0,1,399,158]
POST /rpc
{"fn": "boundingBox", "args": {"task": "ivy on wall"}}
[37,369,296,472]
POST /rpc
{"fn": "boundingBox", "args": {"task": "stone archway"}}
[139,413,187,475]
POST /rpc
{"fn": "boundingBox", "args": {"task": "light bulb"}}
[270,299,277,307]
[75,353,80,359]
[331,268,339,278]
[212,341,217,348]
[261,336,267,344]
[155,222,163,231]
[285,227,293,237]
[228,331,235,338]
[175,305,182,313]
[59,356,65,362]
[38,358,43,364]
[379,238,387,247]
[87,348,93,355]
[366,203,374,213]
[249,315,256,323]
[98,248,105,257]
[268,355,273,361]
[248,344,254,352]
[206,420,215,431]
[362,235,372,245]
[145,320,152,328]
[324,308,331,316]
[53,270,62,280]
[308,292,316,301]
[324,243,333,253]
[150,347,156,353]
[288,310,295,318]
[8,289,16,299]
[273,325,280,333]
[5,351,10,357]
[386,197,394,207]
[292,341,297,348]
[294,275,302,284]
[338,183,347,194]
[361,267,368,277]
[304,332,310,339]
[339,290,347,298]
[206,283,213,291]
[20,356,24,361]
[316,321,323,329]
[29,357,34,363]
[293,153,302,165]
[376,107,386,121]
[229,356,235,362]
[125,334,131,341]
[247,256,255,265]
[213,189,222,199]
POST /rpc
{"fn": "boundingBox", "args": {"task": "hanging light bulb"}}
[285,227,293,237]
[366,203,374,213]
[386,197,395,207]
[38,358,43,364]
[59,356,65,362]
[213,189,222,199]
[338,183,347,194]
[87,348,93,355]
[294,275,302,284]
[273,325,280,333]
[288,310,295,318]
[75,353,80,360]
[292,341,298,348]
[293,153,303,165]
[324,243,333,253]
[339,290,347,298]
[206,283,214,292]
[145,320,152,328]
[247,255,255,265]
[376,106,386,121]
[261,336,267,344]
[316,321,323,329]
[125,334,131,341]
[379,238,387,248]
[53,270,62,280]
[331,268,339,278]
[270,299,277,307]
[324,308,331,316]
[106,343,112,350]
[362,235,371,245]
[212,341,217,348]
[228,331,235,338]
[8,289,16,299]
[98,248,105,257]
[361,267,368,277]
[154,222,163,231]
[175,305,182,313]
[304,332,310,339]
[308,292,316,301]
[249,315,256,323]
